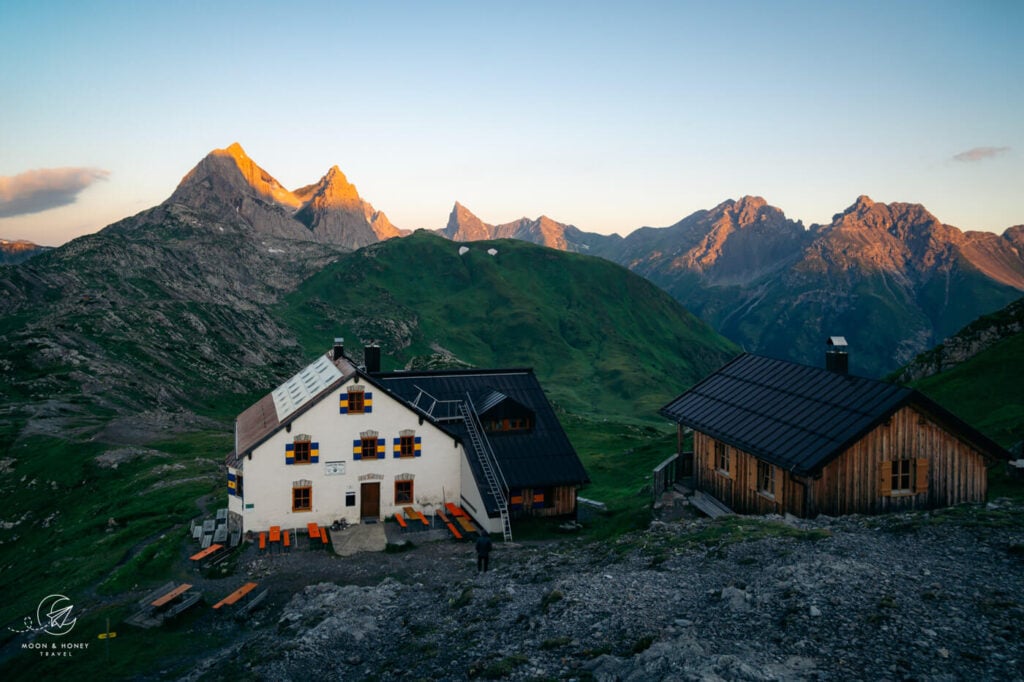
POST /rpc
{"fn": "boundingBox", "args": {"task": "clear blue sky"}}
[1,0,1021,246]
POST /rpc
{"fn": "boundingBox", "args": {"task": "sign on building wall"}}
[325,461,346,476]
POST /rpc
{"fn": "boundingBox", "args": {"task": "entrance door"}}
[360,482,380,521]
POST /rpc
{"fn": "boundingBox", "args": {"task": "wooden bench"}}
[189,543,224,563]
[307,523,320,540]
[320,527,330,546]
[445,522,464,540]
[151,583,193,608]
[445,502,467,518]
[394,513,408,530]
[165,591,202,618]
[258,532,267,551]
[283,530,291,549]
[269,526,281,543]
[212,582,259,610]
[455,515,477,534]
[234,588,269,621]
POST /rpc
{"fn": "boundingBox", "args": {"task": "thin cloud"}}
[952,146,1010,162]
[0,167,110,218]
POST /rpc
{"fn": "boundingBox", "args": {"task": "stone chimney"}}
[825,336,849,374]
[332,337,345,361]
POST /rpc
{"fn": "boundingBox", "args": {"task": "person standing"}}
[475,531,493,573]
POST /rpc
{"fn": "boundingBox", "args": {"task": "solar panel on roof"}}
[271,354,343,421]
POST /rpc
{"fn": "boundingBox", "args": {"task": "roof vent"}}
[825,336,848,374]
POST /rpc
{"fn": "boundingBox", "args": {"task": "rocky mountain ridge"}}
[167,143,403,249]
[0,238,51,264]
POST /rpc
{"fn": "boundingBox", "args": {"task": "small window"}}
[757,461,775,497]
[891,458,913,493]
[714,441,730,476]
[361,436,377,460]
[345,491,356,507]
[293,486,312,512]
[399,435,415,458]
[293,438,311,464]
[348,388,366,414]
[395,480,413,505]
[236,473,244,499]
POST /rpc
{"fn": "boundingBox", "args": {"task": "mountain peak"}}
[315,166,360,205]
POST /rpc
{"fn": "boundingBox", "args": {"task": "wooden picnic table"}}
[269,526,281,543]
[151,583,193,608]
[307,522,320,539]
[189,543,223,562]
[403,506,430,527]
[213,582,259,610]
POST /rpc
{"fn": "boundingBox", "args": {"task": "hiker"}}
[475,531,493,573]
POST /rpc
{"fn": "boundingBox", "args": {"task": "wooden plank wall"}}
[811,405,988,516]
[693,404,989,517]
[514,486,577,518]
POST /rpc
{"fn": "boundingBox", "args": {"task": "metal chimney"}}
[332,337,345,361]
[825,336,849,374]
[364,343,381,374]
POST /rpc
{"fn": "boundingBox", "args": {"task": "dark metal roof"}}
[374,368,590,490]
[661,353,918,476]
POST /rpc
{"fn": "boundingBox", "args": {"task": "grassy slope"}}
[277,230,738,420]
[912,332,1024,449]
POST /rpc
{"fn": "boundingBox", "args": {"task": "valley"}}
[0,143,1021,679]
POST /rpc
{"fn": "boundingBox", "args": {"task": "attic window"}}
[340,385,372,414]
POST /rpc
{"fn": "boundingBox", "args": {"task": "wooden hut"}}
[660,351,1010,518]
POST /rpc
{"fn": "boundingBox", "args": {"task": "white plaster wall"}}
[459,451,503,535]
[236,377,463,533]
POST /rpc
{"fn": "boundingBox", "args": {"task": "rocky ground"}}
[166,499,1024,682]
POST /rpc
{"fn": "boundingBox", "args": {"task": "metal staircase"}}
[459,396,512,542]
[407,386,512,542]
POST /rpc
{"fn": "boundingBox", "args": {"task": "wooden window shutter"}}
[747,458,758,491]
[878,460,892,496]
[914,458,929,493]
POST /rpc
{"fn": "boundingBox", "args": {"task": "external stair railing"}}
[458,396,512,542]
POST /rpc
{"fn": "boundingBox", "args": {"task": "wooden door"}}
[360,482,380,520]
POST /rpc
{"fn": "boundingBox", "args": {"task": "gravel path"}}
[178,500,1024,681]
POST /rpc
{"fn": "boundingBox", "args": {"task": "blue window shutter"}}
[227,471,237,495]
[352,438,362,460]
[339,393,348,414]
[393,437,401,458]
[285,443,295,465]
[377,437,386,459]
[365,392,373,413]
[310,442,319,463]
[414,436,422,457]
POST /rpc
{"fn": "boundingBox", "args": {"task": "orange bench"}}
[395,513,408,529]
[403,506,430,527]
[445,502,467,517]
[283,530,290,548]
[212,582,258,610]
[269,526,281,543]
[307,523,320,540]
[152,583,192,608]
[189,543,224,562]
[446,522,464,540]
[258,532,266,551]
[455,515,477,534]
[320,527,330,545]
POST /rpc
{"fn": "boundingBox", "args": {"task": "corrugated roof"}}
[659,354,913,476]
[271,354,343,421]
